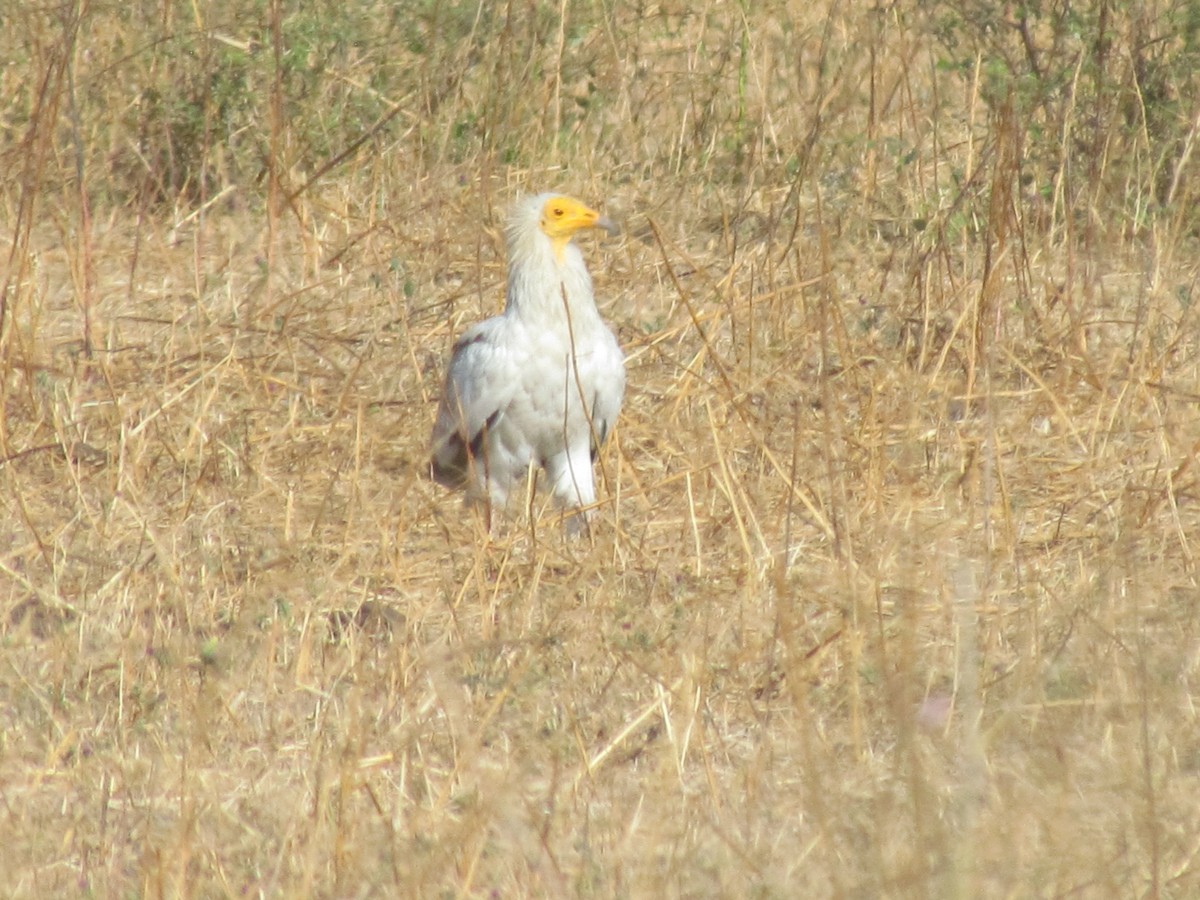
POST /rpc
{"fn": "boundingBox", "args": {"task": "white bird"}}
[430,193,625,527]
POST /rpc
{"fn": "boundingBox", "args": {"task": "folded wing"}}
[587,331,626,459]
[429,319,521,490]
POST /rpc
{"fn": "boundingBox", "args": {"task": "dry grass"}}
[3,1,1200,896]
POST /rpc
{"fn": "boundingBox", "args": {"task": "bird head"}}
[512,194,617,262]
[539,195,616,238]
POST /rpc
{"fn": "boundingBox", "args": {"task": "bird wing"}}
[429,317,522,488]
[583,327,626,458]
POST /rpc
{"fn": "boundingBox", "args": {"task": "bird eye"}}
[552,207,564,217]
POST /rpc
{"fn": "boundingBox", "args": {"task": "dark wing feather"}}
[431,409,502,487]
[589,391,610,460]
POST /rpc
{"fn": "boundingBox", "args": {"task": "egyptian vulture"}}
[430,193,625,525]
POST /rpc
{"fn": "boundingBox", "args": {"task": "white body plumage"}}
[430,193,625,523]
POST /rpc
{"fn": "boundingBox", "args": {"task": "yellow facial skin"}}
[540,196,617,256]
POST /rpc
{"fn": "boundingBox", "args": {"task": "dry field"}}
[3,1,1200,896]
